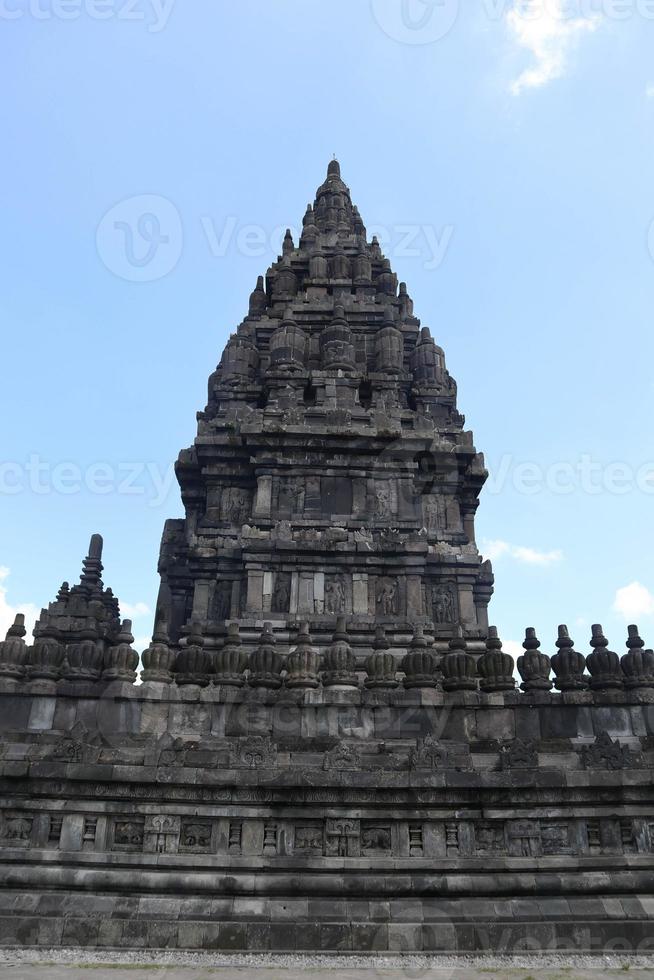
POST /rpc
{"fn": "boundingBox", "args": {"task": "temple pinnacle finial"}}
[327,158,341,179]
[89,534,103,560]
[79,533,104,594]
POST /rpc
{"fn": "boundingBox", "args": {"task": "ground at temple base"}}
[2,950,654,980]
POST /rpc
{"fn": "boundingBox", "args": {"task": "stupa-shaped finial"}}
[79,533,104,594]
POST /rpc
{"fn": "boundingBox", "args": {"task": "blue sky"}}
[1,0,654,659]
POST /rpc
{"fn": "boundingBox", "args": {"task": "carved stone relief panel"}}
[145,814,181,855]
[475,822,506,856]
[112,817,145,852]
[507,820,542,858]
[361,823,392,855]
[422,496,445,533]
[431,584,458,626]
[180,820,213,853]
[325,818,360,858]
[0,813,33,847]
[294,824,324,854]
[541,821,573,856]
[375,576,400,617]
[221,488,252,525]
[277,477,305,517]
[324,574,348,615]
[372,480,397,520]
[271,572,292,614]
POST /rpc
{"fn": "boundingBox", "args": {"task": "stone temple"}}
[0,160,653,954]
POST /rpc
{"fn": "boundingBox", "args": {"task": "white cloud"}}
[613,582,654,620]
[0,566,40,641]
[483,539,563,565]
[507,0,600,95]
[503,639,524,660]
[134,635,151,653]
[120,601,151,619]
[647,83,654,99]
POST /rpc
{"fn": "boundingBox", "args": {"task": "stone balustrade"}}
[3,614,653,702]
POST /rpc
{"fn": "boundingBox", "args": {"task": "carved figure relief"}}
[376,576,398,616]
[422,497,443,532]
[272,573,291,614]
[432,586,456,625]
[221,488,251,525]
[325,575,346,615]
[374,484,392,519]
[278,478,305,516]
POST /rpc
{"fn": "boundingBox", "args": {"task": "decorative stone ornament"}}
[323,741,361,771]
[28,627,64,683]
[621,625,654,690]
[174,622,211,687]
[249,623,283,689]
[286,623,320,689]
[551,625,588,691]
[477,626,515,692]
[63,623,104,684]
[319,304,356,372]
[365,626,398,689]
[214,623,248,687]
[500,738,538,770]
[141,622,176,684]
[401,626,439,689]
[581,732,642,770]
[322,618,358,689]
[517,628,552,693]
[248,275,267,317]
[586,625,624,690]
[103,619,139,683]
[441,628,478,692]
[0,615,28,682]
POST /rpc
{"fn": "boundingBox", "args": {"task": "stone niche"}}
[320,477,353,517]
